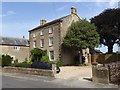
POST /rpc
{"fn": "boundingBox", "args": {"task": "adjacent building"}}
[0,36,29,62]
[29,6,91,65]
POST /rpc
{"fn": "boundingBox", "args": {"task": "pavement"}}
[56,66,92,80]
[1,72,119,88]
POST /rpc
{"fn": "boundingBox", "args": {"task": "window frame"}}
[33,32,36,38]
[33,40,36,48]
[40,29,44,36]
[48,27,53,34]
[49,37,53,46]
[40,39,44,48]
[49,51,54,61]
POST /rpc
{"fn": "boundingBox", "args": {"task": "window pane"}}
[49,51,54,60]
[40,29,44,35]
[40,39,44,47]
[49,37,53,46]
[49,27,53,34]
[33,40,36,48]
[33,32,36,37]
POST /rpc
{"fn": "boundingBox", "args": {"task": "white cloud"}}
[0,11,16,17]
[108,0,118,8]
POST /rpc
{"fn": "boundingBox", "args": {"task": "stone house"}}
[0,36,29,62]
[29,6,91,65]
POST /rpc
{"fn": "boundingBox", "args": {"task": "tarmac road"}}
[1,72,119,89]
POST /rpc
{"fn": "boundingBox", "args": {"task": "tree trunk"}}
[108,44,113,53]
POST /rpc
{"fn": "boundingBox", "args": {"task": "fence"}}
[91,53,120,64]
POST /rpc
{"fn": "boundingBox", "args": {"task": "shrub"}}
[2,54,13,67]
[41,55,50,64]
[31,48,47,62]
[13,63,31,68]
[57,58,62,67]
[14,59,18,64]
[12,60,31,68]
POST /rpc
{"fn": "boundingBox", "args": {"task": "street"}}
[2,75,69,88]
[1,72,119,88]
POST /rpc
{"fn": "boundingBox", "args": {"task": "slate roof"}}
[29,14,71,32]
[0,37,29,46]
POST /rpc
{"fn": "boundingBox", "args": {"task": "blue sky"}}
[1,2,119,52]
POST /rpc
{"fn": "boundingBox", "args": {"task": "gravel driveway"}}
[56,66,92,80]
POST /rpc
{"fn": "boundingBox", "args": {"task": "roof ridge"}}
[29,14,72,32]
[0,36,28,40]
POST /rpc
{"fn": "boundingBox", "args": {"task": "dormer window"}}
[49,27,53,34]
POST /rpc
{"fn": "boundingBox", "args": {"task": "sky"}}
[0,1,119,53]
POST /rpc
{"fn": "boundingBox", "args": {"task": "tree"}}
[2,54,13,67]
[91,8,120,53]
[30,48,47,62]
[63,19,100,63]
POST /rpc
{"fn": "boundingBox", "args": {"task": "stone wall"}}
[92,63,109,84]
[2,67,54,77]
[92,61,120,84]
[107,62,120,84]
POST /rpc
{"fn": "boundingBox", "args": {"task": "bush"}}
[41,55,50,64]
[2,54,13,67]
[12,63,31,68]
[57,58,62,67]
[12,60,31,68]
[31,48,47,62]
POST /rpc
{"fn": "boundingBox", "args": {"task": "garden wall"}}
[92,61,120,84]
[2,67,54,77]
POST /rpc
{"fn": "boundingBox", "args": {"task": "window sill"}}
[49,45,53,47]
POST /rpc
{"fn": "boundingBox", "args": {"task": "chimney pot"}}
[40,19,46,26]
[71,6,77,14]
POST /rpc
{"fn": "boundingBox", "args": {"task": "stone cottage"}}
[0,36,29,62]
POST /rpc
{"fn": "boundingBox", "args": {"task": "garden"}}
[0,48,62,69]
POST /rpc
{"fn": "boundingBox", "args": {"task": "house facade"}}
[29,6,91,65]
[0,36,29,62]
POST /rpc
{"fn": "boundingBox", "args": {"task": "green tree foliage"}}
[56,58,62,67]
[41,55,50,64]
[31,48,47,62]
[91,8,120,53]
[63,19,100,50]
[2,54,13,67]
[31,48,50,63]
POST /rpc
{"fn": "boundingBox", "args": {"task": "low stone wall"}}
[92,61,120,84]
[2,67,54,77]
[92,63,109,84]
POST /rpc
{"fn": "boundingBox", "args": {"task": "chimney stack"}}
[71,6,77,14]
[40,19,46,26]
[23,36,25,39]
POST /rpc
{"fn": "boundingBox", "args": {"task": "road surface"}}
[1,72,119,88]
